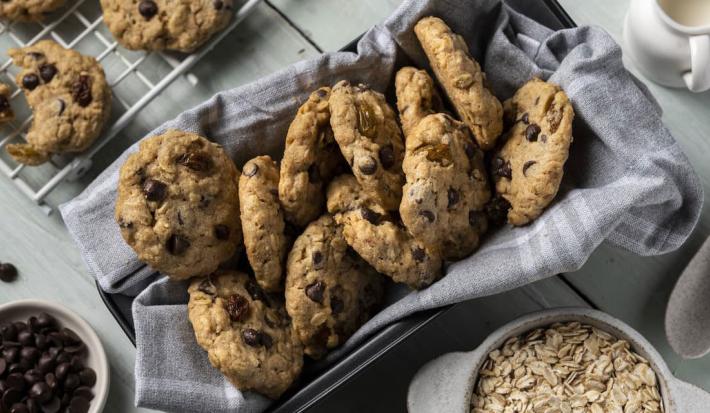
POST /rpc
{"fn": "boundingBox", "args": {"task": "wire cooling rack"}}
[0,0,261,214]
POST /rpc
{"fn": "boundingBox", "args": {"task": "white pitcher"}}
[624,0,710,92]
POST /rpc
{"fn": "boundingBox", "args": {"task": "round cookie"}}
[279,87,345,228]
[329,80,405,211]
[0,83,15,124]
[414,16,503,150]
[6,40,112,166]
[115,129,242,279]
[327,175,442,290]
[100,0,234,52]
[188,271,303,399]
[285,214,383,359]
[0,0,65,21]
[491,78,575,226]
[240,155,289,292]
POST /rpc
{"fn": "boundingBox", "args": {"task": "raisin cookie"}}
[414,17,503,150]
[115,130,242,279]
[0,0,65,21]
[285,214,383,359]
[188,271,303,399]
[279,87,344,228]
[100,0,234,52]
[6,40,111,166]
[327,175,442,290]
[240,155,289,292]
[329,81,405,211]
[0,83,14,124]
[491,78,574,226]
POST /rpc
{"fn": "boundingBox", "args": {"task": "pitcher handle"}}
[682,35,710,93]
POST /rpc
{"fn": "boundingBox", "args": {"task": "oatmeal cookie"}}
[6,40,111,166]
[0,0,65,21]
[115,130,242,279]
[414,16,503,150]
[329,80,405,211]
[240,155,289,292]
[327,175,442,289]
[491,78,574,226]
[285,214,383,359]
[188,271,303,399]
[0,83,14,124]
[394,66,442,138]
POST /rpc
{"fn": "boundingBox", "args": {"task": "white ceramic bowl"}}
[408,307,710,413]
[0,299,110,413]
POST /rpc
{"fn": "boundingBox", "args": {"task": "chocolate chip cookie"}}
[279,87,344,228]
[5,40,111,166]
[0,0,65,21]
[394,67,443,138]
[0,83,14,124]
[327,175,442,290]
[115,129,242,279]
[285,214,383,359]
[414,17,503,150]
[240,155,289,292]
[100,0,234,52]
[329,81,405,211]
[491,78,575,226]
[188,271,303,399]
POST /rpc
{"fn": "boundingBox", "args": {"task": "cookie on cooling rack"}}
[0,0,66,21]
[100,0,235,53]
[5,40,111,166]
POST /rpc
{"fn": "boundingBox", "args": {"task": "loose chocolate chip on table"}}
[225,294,249,322]
[243,163,258,177]
[419,210,435,223]
[360,208,381,225]
[71,75,92,107]
[358,156,378,175]
[492,157,512,179]
[142,179,167,202]
[39,64,57,83]
[522,160,537,176]
[138,0,158,19]
[305,281,325,304]
[176,151,211,172]
[22,74,39,90]
[242,329,261,347]
[312,251,324,269]
[447,188,459,208]
[525,124,541,142]
[378,145,395,169]
[411,247,426,263]
[214,224,230,240]
[0,262,18,282]
[213,0,224,9]
[165,234,190,255]
[307,163,320,183]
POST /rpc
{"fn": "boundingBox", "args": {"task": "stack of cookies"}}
[113,16,575,399]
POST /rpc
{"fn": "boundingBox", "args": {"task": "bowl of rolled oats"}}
[407,308,710,413]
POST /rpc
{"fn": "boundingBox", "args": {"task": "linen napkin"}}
[59,0,703,411]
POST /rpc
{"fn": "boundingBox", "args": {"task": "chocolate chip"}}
[73,386,94,401]
[2,389,22,410]
[142,179,167,202]
[197,277,216,296]
[521,113,529,124]
[40,396,60,413]
[522,160,537,176]
[176,151,211,172]
[245,279,267,302]
[378,145,395,169]
[360,208,381,225]
[0,95,9,112]
[138,0,158,19]
[419,210,435,223]
[213,0,223,9]
[358,156,377,175]
[23,369,41,385]
[29,382,50,403]
[56,98,65,116]
[6,372,25,391]
[469,210,484,228]
[330,296,344,315]
[71,75,92,107]
[305,281,325,303]
[225,294,249,322]
[243,162,258,177]
[412,247,426,263]
[447,188,459,208]
[20,347,39,362]
[485,195,511,226]
[214,224,230,240]
[0,262,18,282]
[312,251,324,269]
[1,322,17,340]
[259,332,273,349]
[242,329,260,347]
[307,163,320,183]
[525,124,541,142]
[78,368,96,387]
[69,396,90,413]
[464,141,476,159]
[3,347,19,363]
[492,157,512,179]
[22,74,39,90]
[39,64,57,83]
[165,234,190,255]
[10,403,29,413]
[54,363,70,381]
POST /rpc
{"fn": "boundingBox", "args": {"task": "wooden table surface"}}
[1,0,709,412]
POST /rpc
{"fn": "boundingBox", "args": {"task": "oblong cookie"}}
[414,16,503,150]
[115,130,243,279]
[327,175,442,290]
[279,87,344,228]
[329,81,405,211]
[6,40,111,165]
[240,155,288,292]
[285,214,384,359]
[491,78,575,226]
[0,0,65,21]
[188,271,303,399]
[395,66,442,138]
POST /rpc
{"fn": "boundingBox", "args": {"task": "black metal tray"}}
[96,1,576,410]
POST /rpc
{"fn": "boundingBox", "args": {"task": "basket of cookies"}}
[59,0,701,411]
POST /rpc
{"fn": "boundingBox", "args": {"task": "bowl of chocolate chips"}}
[0,300,109,413]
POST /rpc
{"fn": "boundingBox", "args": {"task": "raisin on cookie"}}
[6,40,111,166]
[188,271,303,399]
[100,0,234,52]
[240,155,289,292]
[0,0,65,21]
[329,81,405,211]
[414,16,503,150]
[491,78,574,226]
[0,83,14,124]
[285,214,383,359]
[327,175,442,290]
[115,130,242,279]
[279,87,344,228]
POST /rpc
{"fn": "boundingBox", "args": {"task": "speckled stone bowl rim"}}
[0,299,110,413]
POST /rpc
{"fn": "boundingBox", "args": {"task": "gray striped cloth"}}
[59,0,703,411]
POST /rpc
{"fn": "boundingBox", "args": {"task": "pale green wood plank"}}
[558,0,710,391]
[267,0,405,51]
